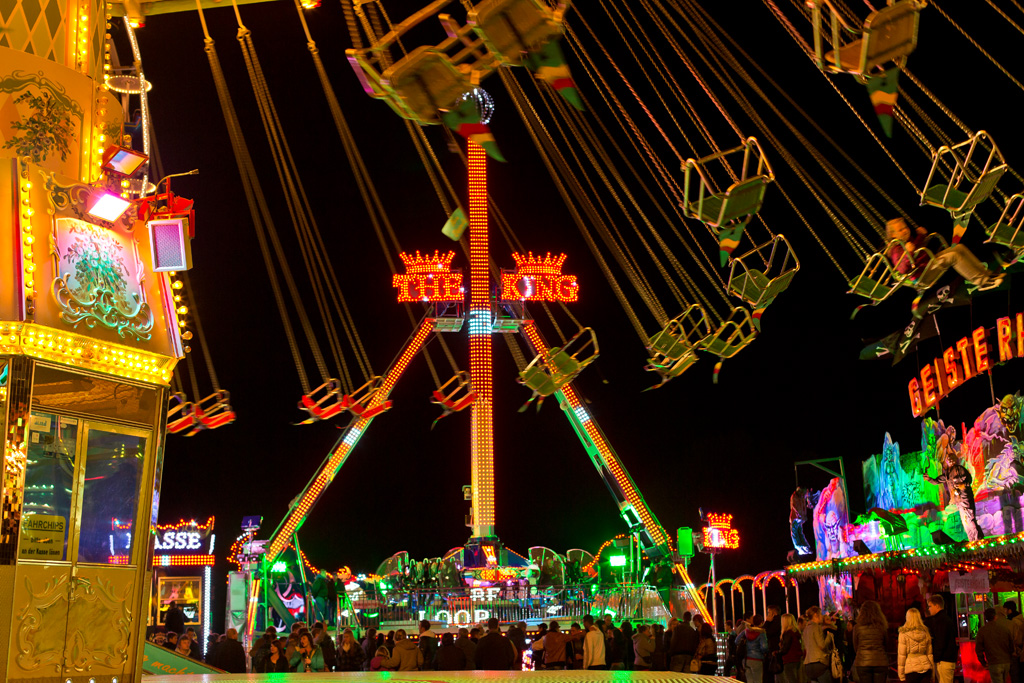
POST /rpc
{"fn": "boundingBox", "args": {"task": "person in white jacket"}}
[898,608,935,683]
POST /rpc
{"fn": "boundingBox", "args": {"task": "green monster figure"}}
[999,393,1023,442]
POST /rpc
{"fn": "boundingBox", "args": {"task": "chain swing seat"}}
[643,305,710,388]
[297,379,344,424]
[682,138,774,231]
[847,251,901,305]
[519,327,598,410]
[920,132,1007,229]
[646,304,711,362]
[188,390,236,435]
[698,307,758,359]
[809,0,924,80]
[340,376,392,420]
[468,0,567,66]
[167,392,198,435]
[986,194,1024,253]
[431,371,477,428]
[727,234,800,310]
[380,47,477,125]
[887,232,950,289]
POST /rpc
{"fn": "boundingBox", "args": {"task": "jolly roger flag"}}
[859,314,940,364]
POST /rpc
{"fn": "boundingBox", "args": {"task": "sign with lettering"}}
[19,514,66,560]
[702,513,739,551]
[949,569,990,594]
[392,250,464,303]
[908,312,1024,417]
[501,252,579,302]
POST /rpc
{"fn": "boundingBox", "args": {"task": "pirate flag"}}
[441,97,505,162]
[526,39,584,111]
[858,313,939,365]
[865,68,899,138]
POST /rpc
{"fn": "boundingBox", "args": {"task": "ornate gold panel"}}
[10,564,70,677]
[62,565,134,676]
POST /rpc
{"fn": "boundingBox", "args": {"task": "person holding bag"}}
[803,607,835,683]
[697,623,719,675]
[898,608,935,683]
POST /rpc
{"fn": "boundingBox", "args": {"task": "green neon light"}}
[364,612,379,618]
[604,608,617,617]
[271,560,287,573]
[609,555,627,567]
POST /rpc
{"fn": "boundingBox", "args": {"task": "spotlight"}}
[87,193,132,222]
[101,145,148,177]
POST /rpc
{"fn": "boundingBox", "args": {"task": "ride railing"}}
[354,583,669,630]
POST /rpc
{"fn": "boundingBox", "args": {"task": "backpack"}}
[734,635,747,663]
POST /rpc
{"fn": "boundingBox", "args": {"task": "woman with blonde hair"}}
[779,614,804,683]
[898,608,934,683]
[854,601,889,683]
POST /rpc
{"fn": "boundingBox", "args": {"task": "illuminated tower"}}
[467,141,495,541]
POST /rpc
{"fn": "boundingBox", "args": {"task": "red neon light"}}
[702,513,740,550]
[267,320,433,562]
[500,252,579,302]
[108,555,217,566]
[154,516,215,532]
[393,250,464,303]
[468,141,494,537]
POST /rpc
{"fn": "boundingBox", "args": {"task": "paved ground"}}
[147,672,733,681]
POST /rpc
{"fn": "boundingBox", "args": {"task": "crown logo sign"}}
[511,252,568,275]
[399,250,457,274]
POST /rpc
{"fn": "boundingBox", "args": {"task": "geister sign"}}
[909,312,1024,417]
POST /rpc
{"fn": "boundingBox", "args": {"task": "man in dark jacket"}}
[215,628,247,673]
[455,627,477,669]
[926,594,958,683]
[670,611,700,673]
[977,608,1016,683]
[436,632,467,670]
[164,601,185,636]
[476,618,518,670]
[764,606,782,683]
[507,621,527,658]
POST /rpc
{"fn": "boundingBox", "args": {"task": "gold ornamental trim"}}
[0,321,177,385]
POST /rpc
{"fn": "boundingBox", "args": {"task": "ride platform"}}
[148,673,731,682]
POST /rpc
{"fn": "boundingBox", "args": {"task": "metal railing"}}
[352,583,669,630]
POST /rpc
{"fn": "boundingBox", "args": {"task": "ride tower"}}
[0,2,191,681]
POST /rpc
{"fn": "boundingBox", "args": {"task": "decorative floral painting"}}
[51,217,153,341]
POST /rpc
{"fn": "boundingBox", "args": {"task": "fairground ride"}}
[110,0,1024,642]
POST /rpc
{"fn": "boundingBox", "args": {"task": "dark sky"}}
[121,1,1023,627]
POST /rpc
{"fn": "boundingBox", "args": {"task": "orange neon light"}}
[468,141,494,537]
[521,320,712,624]
[393,251,464,302]
[702,513,740,550]
[267,320,434,562]
[500,252,579,302]
[154,516,215,531]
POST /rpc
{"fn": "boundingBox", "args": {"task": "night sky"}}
[119,1,1024,628]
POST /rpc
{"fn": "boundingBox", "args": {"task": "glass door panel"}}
[74,426,146,565]
[21,411,79,562]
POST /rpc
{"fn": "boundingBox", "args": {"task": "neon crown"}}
[511,252,569,275]
[399,250,457,273]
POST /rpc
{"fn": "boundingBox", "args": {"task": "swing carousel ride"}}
[97,0,1024,637]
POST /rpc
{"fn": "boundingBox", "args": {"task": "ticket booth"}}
[0,7,187,681]
[147,517,215,657]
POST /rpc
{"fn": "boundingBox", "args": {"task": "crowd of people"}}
[723,596,982,683]
[154,594,1024,680]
